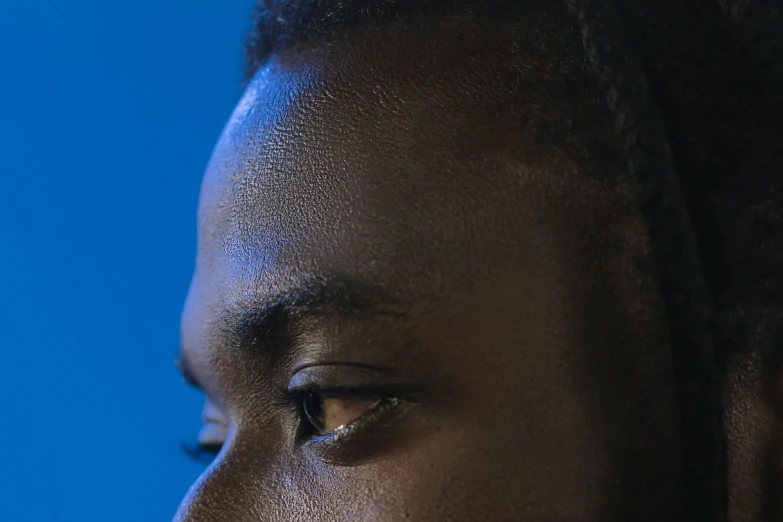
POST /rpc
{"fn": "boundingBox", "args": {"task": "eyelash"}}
[182,440,223,462]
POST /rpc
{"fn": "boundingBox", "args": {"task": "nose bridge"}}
[173,448,275,522]
[173,461,239,522]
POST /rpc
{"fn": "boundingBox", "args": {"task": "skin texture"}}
[176,7,693,521]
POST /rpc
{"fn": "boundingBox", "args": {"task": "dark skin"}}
[176,11,692,521]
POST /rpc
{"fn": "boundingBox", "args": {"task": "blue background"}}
[0,1,254,520]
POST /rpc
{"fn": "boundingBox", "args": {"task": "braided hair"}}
[561,2,729,519]
[566,3,782,521]
[244,1,783,520]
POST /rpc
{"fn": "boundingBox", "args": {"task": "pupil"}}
[303,392,325,430]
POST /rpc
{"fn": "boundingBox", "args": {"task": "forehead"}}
[192,19,633,313]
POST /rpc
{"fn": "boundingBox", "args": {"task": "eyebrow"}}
[177,273,407,383]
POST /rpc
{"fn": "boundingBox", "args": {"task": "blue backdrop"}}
[0,1,254,520]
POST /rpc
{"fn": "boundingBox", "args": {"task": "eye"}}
[300,391,383,435]
[182,398,228,462]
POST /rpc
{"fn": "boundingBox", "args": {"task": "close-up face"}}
[176,10,690,522]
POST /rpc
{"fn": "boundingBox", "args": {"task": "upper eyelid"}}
[202,397,227,420]
[287,363,400,390]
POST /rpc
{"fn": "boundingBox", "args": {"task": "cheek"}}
[267,437,523,521]
[392,257,685,519]
[280,426,601,521]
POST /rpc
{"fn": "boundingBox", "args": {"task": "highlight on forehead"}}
[244,0,524,79]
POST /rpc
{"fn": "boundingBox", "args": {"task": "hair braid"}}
[561,1,728,520]
[714,0,783,76]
